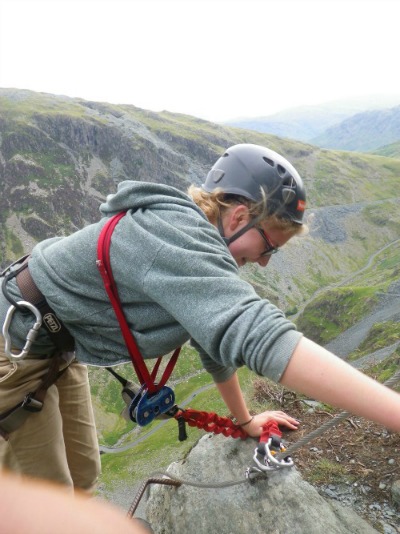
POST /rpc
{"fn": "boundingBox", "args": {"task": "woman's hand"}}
[243,410,300,438]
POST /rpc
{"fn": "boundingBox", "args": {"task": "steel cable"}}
[276,368,400,459]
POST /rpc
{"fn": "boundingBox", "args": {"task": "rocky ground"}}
[276,398,400,533]
[100,391,400,533]
[283,279,400,533]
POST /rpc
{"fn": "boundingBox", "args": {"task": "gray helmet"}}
[202,144,306,225]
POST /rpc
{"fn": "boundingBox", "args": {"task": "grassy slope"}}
[296,238,400,344]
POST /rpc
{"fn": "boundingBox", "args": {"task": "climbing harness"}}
[0,255,75,438]
[98,212,257,439]
[97,212,294,512]
[1,255,75,360]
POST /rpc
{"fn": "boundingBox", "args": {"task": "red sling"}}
[96,211,181,395]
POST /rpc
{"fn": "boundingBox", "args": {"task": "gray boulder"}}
[146,433,378,534]
[392,479,400,508]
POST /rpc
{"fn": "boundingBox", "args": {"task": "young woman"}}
[1,144,399,490]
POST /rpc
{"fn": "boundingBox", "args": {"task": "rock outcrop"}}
[145,433,378,534]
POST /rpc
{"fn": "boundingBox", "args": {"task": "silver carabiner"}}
[2,301,42,361]
[252,438,294,472]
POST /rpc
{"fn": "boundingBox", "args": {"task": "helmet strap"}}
[217,215,262,246]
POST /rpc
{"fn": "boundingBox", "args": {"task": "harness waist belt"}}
[15,263,75,352]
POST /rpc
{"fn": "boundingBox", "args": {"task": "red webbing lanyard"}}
[259,420,282,443]
[96,211,181,394]
[174,408,249,440]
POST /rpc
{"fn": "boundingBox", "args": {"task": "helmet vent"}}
[277,164,287,177]
[207,169,225,183]
[263,157,274,167]
[282,175,296,187]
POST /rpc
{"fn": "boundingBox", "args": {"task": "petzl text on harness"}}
[96,211,181,426]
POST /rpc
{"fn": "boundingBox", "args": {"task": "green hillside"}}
[372,140,400,158]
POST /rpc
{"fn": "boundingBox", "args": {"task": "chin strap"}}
[217,215,262,246]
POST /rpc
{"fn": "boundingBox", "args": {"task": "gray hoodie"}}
[0,181,302,383]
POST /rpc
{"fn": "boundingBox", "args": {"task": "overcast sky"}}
[1,0,399,122]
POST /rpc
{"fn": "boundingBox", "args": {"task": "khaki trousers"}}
[0,336,101,491]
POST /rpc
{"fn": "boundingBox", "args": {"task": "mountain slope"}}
[223,95,400,142]
[311,105,400,151]
[371,140,400,158]
[1,88,400,313]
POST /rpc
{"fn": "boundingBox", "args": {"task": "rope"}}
[175,368,400,458]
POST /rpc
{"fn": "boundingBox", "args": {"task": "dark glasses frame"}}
[256,228,280,257]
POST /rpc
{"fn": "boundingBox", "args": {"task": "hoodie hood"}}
[99,180,206,220]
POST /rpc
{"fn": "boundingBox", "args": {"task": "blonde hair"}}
[188,185,307,236]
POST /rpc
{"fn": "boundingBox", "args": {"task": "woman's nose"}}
[257,256,271,267]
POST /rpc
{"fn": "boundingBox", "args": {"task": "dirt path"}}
[292,237,400,321]
[324,288,400,358]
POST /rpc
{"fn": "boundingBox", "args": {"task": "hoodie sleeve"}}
[190,338,236,383]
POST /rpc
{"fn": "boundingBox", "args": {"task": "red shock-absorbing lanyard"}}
[96,211,181,394]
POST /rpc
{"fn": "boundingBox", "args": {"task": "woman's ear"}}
[227,205,251,231]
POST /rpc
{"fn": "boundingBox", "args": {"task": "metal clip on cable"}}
[2,301,42,360]
[252,436,294,473]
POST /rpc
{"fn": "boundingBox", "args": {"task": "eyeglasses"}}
[256,228,280,257]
